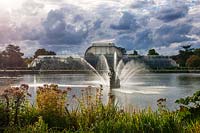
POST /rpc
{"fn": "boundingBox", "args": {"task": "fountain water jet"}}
[119,60,146,84]
[80,57,108,86]
[30,54,146,89]
[96,55,110,86]
[93,52,146,89]
[110,52,121,88]
[111,56,147,88]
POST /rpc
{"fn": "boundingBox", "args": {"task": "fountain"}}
[95,52,145,89]
[109,67,121,88]
[29,53,146,89]
[109,52,121,88]
[96,55,110,86]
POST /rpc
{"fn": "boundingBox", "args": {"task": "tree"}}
[118,47,126,55]
[34,48,56,58]
[186,55,200,68]
[176,45,194,67]
[0,53,3,68]
[182,45,193,51]
[24,57,34,66]
[133,50,138,55]
[1,44,25,68]
[194,48,200,57]
[148,49,159,56]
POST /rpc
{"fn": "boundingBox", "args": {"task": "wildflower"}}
[27,93,32,97]
[67,87,72,91]
[157,98,166,103]
[63,90,68,94]
[20,84,29,90]
[72,94,76,98]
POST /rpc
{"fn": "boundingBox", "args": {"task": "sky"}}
[0,0,200,56]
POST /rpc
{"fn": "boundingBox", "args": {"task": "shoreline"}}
[0,70,93,75]
[149,69,200,73]
[1,69,200,75]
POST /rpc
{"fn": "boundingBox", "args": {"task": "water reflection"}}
[0,73,200,110]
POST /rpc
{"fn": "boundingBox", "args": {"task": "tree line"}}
[0,44,56,69]
[172,45,200,68]
[0,44,200,69]
[132,45,200,68]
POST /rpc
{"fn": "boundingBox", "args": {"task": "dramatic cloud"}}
[0,0,200,56]
[110,12,139,30]
[154,23,193,45]
[156,5,188,22]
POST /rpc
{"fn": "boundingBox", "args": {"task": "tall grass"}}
[0,84,200,132]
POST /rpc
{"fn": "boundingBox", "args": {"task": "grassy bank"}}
[0,84,200,133]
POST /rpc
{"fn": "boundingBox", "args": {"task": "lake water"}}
[0,73,200,110]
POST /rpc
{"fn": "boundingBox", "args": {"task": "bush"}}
[36,84,68,129]
[1,84,200,132]
[176,90,200,121]
[186,55,200,67]
[0,84,32,126]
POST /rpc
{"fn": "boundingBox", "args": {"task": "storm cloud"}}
[0,0,200,56]
[156,5,188,22]
[41,8,88,45]
[110,12,139,31]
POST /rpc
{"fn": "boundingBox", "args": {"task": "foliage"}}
[0,84,31,125]
[0,44,26,68]
[194,48,200,57]
[24,57,34,66]
[187,121,200,133]
[186,55,200,67]
[36,84,67,129]
[0,84,200,132]
[4,116,48,133]
[148,49,159,56]
[174,45,194,67]
[176,90,200,110]
[0,84,39,132]
[133,50,138,55]
[175,90,200,122]
[34,48,56,58]
[117,47,126,55]
[157,98,168,112]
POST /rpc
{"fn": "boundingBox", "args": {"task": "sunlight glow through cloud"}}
[0,0,200,56]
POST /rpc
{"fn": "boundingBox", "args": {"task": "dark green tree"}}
[194,48,200,57]
[176,45,194,67]
[133,50,138,55]
[1,44,25,68]
[148,49,159,56]
[118,47,126,55]
[34,48,56,58]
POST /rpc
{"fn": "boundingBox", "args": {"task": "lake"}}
[0,73,200,110]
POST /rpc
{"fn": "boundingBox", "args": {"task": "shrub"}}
[0,84,31,126]
[186,55,200,67]
[176,90,200,119]
[4,116,48,133]
[1,84,200,132]
[189,121,200,133]
[36,84,68,129]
